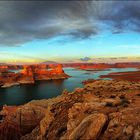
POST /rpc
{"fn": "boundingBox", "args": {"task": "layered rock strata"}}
[0,64,69,88]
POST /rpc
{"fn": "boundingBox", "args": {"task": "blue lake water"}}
[0,68,138,106]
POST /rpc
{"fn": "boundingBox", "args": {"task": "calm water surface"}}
[0,68,138,105]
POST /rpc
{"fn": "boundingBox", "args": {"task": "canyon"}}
[0,80,139,140]
[62,62,140,70]
[0,64,69,88]
[0,63,140,139]
[0,62,140,88]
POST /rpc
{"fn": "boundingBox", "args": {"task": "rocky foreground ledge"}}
[0,80,140,140]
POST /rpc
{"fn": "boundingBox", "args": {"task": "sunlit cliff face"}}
[0,0,140,64]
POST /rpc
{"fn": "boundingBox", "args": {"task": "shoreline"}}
[100,70,140,82]
[0,74,70,88]
[1,66,139,88]
[0,80,139,139]
[0,64,70,88]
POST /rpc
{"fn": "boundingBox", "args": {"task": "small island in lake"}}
[0,64,70,88]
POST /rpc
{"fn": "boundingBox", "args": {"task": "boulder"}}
[62,113,108,140]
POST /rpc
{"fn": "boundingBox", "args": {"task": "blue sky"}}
[0,31,140,63]
[0,1,140,64]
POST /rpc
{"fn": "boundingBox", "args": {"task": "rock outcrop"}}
[80,63,110,71]
[100,70,140,82]
[0,65,8,72]
[0,64,69,88]
[20,65,34,84]
[0,80,140,140]
[33,64,68,80]
[62,62,140,69]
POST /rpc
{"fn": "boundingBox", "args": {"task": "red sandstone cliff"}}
[0,64,69,88]
[62,62,140,69]
[0,65,8,72]
[33,64,68,80]
[80,63,110,70]
[19,65,34,84]
[1,62,140,88]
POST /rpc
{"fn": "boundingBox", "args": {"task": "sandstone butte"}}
[0,80,139,140]
[0,64,70,88]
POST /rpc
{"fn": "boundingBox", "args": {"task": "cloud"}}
[80,56,91,62]
[0,1,97,46]
[92,1,140,33]
[0,1,140,46]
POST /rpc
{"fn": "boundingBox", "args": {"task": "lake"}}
[0,68,138,106]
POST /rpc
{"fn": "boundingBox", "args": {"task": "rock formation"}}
[21,65,34,76]
[20,65,34,84]
[62,62,140,69]
[33,64,67,80]
[0,80,139,140]
[1,62,140,88]
[0,65,8,72]
[0,64,69,88]
[80,63,110,70]
[100,70,140,82]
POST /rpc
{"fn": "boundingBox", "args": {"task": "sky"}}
[0,0,140,64]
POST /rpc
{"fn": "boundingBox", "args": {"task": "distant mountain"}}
[41,61,58,64]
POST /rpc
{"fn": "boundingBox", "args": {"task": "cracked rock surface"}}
[0,80,140,140]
